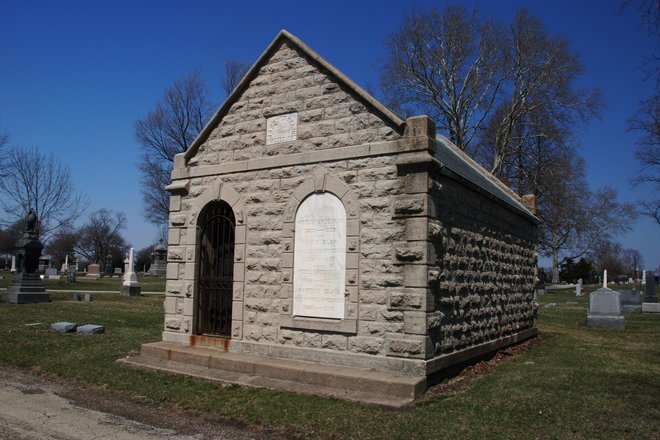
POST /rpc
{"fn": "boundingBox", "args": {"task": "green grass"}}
[0,289,658,439]
[0,271,165,292]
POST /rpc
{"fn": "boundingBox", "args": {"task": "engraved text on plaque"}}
[293,193,346,319]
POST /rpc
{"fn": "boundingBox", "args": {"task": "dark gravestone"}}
[642,273,659,313]
[617,290,642,312]
[77,324,104,335]
[4,209,50,304]
[51,322,77,333]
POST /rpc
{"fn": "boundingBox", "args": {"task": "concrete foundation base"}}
[119,342,426,407]
[4,273,50,304]
[642,302,660,313]
[120,285,141,297]
[586,315,626,329]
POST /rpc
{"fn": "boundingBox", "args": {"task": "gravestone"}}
[77,324,104,335]
[114,267,122,275]
[4,209,50,304]
[86,264,101,279]
[45,267,57,276]
[10,255,16,273]
[642,272,659,313]
[616,289,642,312]
[147,241,167,276]
[51,322,77,333]
[121,248,141,296]
[586,288,625,329]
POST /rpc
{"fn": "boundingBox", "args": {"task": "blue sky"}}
[1,0,658,269]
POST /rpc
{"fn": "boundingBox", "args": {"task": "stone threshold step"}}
[118,342,426,407]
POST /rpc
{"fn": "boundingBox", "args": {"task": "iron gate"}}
[196,201,235,336]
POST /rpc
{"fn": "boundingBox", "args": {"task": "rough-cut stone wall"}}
[190,40,400,166]
[162,34,538,373]
[163,39,416,360]
[428,174,537,355]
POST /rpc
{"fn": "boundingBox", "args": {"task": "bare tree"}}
[75,209,128,267]
[135,72,215,225]
[379,7,601,177]
[380,6,506,152]
[591,239,629,279]
[45,230,78,269]
[221,59,251,97]
[623,0,659,224]
[622,248,644,275]
[484,10,602,178]
[0,145,88,242]
[539,159,637,283]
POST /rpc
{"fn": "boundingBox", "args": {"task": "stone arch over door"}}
[280,167,360,334]
[196,200,235,336]
[187,180,246,340]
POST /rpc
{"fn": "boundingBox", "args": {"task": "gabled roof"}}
[434,135,538,221]
[184,30,405,161]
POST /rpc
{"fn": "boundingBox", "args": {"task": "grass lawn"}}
[0,270,165,292]
[0,286,658,439]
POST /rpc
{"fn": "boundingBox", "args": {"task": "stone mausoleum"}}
[126,30,538,405]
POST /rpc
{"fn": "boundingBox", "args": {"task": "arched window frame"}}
[280,168,360,334]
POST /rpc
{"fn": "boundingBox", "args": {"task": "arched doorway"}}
[196,201,235,337]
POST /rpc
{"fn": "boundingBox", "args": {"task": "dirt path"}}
[0,368,263,440]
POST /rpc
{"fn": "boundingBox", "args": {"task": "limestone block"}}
[170,214,187,227]
[166,263,180,280]
[348,336,384,354]
[168,247,185,262]
[182,298,193,316]
[232,301,243,321]
[387,289,434,311]
[232,322,243,339]
[244,325,263,341]
[163,297,176,314]
[168,228,181,245]
[322,334,348,350]
[403,264,428,288]
[386,335,431,359]
[170,195,181,212]
[394,195,427,216]
[403,311,427,335]
[165,318,181,330]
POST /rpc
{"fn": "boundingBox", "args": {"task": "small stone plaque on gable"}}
[266,112,297,145]
[293,193,346,319]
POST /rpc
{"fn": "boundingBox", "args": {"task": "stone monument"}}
[4,209,50,304]
[586,270,625,329]
[121,248,141,296]
[147,240,167,276]
[10,255,16,273]
[642,271,658,313]
[575,278,583,296]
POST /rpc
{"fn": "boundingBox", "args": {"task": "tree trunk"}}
[552,247,560,284]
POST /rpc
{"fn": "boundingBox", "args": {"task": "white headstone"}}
[10,255,16,273]
[603,270,608,289]
[122,248,138,287]
[293,193,346,319]
[576,278,583,296]
[61,254,69,273]
[642,270,647,285]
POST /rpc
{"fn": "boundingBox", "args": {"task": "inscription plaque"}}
[266,112,298,145]
[293,193,346,319]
